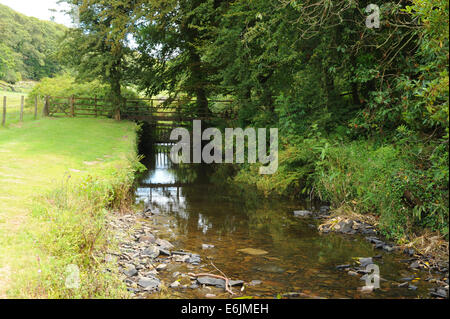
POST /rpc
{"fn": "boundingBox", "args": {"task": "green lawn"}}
[0,117,139,298]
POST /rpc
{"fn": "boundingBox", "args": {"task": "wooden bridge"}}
[44,95,237,143]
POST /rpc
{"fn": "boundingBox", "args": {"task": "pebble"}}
[293,210,313,217]
[156,238,175,250]
[156,264,167,271]
[360,285,374,293]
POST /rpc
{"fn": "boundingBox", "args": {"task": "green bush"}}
[25,74,140,108]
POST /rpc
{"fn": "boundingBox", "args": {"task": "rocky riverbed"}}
[107,209,250,299]
[104,205,448,299]
[292,207,449,299]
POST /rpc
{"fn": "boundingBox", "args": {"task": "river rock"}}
[174,254,190,263]
[139,234,156,243]
[156,238,174,250]
[141,245,160,258]
[293,210,313,217]
[196,276,244,288]
[123,264,138,277]
[229,280,244,286]
[138,276,160,290]
[170,281,181,288]
[337,220,354,233]
[189,254,201,265]
[156,264,167,271]
[202,244,215,250]
[360,285,374,293]
[359,257,374,267]
[237,248,268,256]
[197,276,226,288]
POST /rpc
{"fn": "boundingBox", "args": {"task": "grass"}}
[0,116,142,298]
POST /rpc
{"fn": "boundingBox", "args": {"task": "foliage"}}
[26,74,140,107]
[58,0,141,117]
[0,4,66,83]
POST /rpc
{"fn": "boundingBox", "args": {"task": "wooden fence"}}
[43,95,237,122]
[2,94,236,130]
[1,95,40,127]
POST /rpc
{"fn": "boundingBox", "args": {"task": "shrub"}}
[25,74,140,108]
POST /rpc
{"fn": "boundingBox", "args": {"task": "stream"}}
[133,143,438,299]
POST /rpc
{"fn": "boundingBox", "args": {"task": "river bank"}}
[0,117,141,298]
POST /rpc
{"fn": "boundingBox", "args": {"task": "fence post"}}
[43,96,49,117]
[34,96,38,119]
[94,96,98,117]
[2,96,5,126]
[20,96,24,122]
[70,95,75,117]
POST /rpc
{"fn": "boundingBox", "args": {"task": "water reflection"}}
[136,144,433,299]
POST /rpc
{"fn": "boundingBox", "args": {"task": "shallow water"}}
[135,144,434,299]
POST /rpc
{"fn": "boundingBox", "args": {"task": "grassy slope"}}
[0,117,138,298]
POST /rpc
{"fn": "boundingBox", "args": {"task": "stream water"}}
[135,143,435,299]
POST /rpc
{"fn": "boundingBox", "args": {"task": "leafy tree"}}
[58,0,141,119]
[133,0,220,114]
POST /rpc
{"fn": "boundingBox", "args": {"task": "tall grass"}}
[0,117,144,298]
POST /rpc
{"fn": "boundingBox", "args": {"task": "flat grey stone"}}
[138,277,160,290]
[359,257,374,267]
[293,210,313,217]
[142,245,160,258]
[123,265,138,277]
[156,238,174,250]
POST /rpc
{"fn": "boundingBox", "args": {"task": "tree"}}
[133,0,220,115]
[58,0,140,119]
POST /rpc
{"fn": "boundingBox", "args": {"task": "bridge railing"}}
[44,95,237,120]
